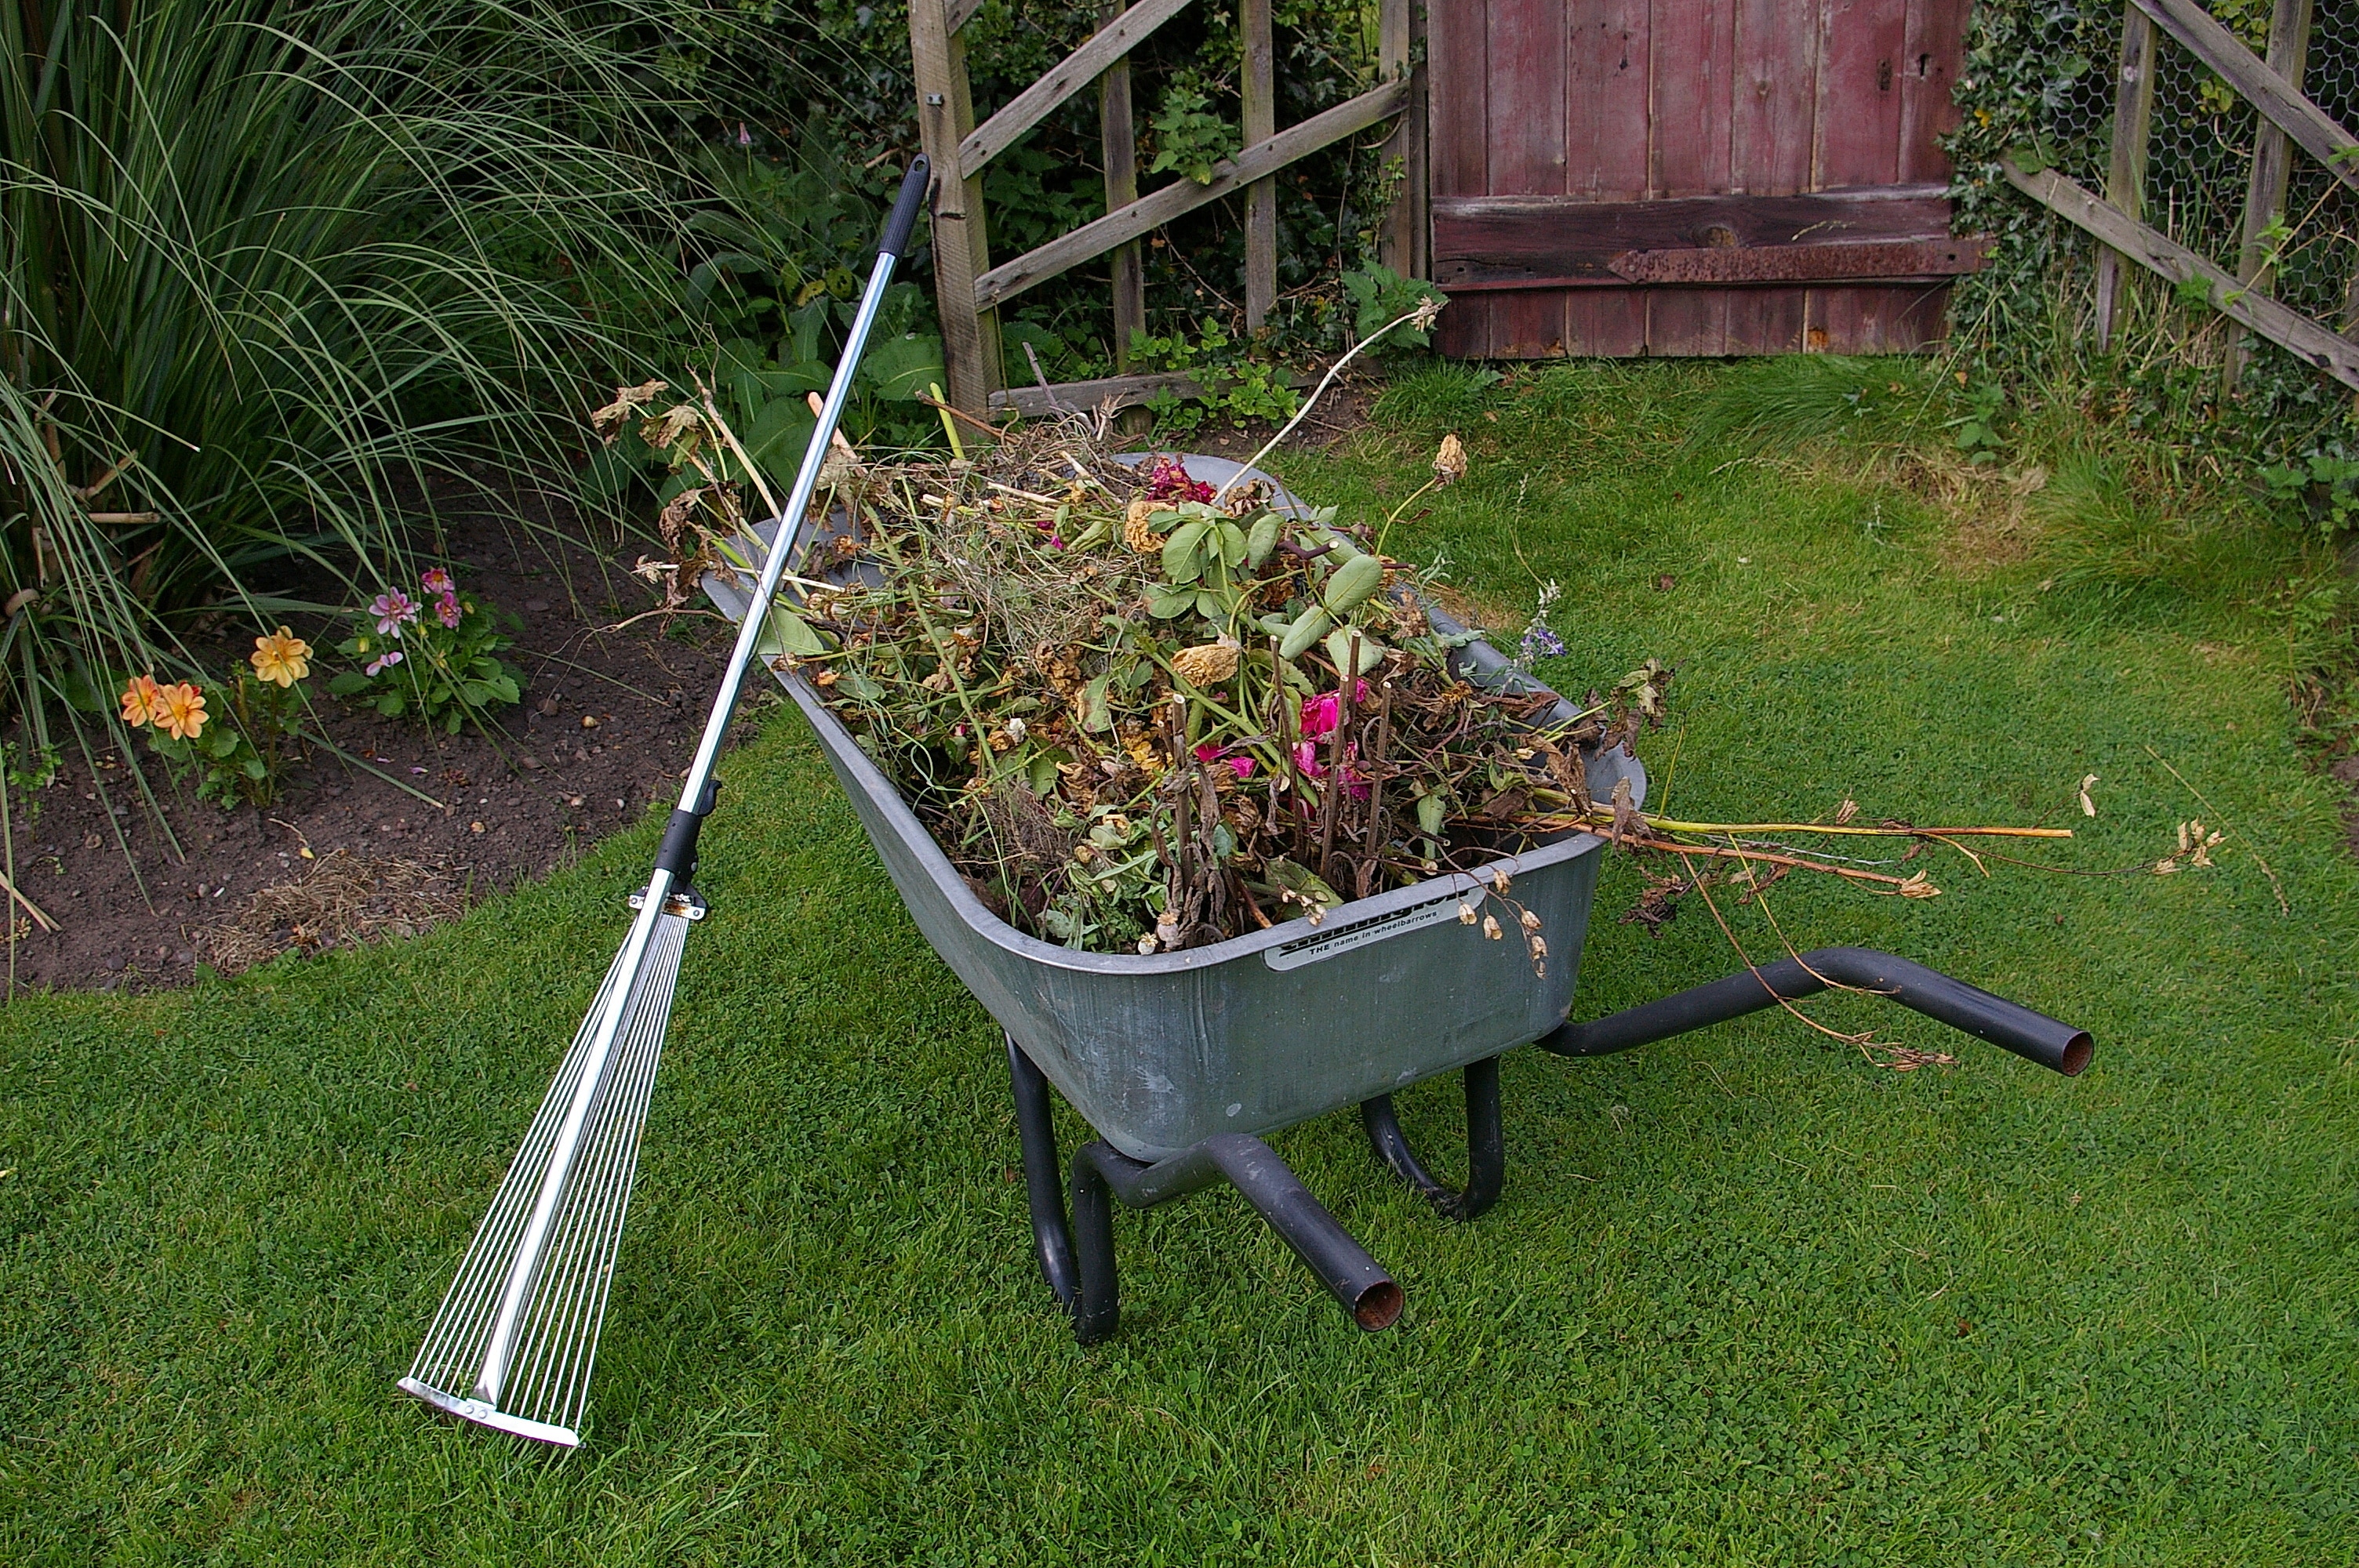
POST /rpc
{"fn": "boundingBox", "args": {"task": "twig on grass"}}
[2144,744,2289,915]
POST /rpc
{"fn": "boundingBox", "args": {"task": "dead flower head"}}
[1434,433,1469,488]
[1481,913,1503,941]
[1171,639,1241,688]
[1124,497,1169,552]
[591,379,668,442]
[1409,294,1445,333]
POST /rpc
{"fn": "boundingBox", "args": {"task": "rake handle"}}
[662,156,931,882]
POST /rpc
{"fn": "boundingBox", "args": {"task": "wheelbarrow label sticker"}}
[1263,888,1470,971]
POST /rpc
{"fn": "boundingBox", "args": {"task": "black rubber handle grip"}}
[881,156,931,259]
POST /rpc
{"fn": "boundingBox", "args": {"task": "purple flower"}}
[420,567,454,596]
[435,591,462,630]
[736,123,753,147]
[1519,622,1567,661]
[370,590,420,636]
[365,649,405,676]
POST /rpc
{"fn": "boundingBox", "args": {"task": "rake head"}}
[398,889,700,1446]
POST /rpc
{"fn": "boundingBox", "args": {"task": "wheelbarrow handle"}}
[1538,946,2092,1076]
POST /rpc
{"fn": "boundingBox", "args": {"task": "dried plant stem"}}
[1624,835,1924,891]
[2144,744,2289,915]
[1212,301,1445,506]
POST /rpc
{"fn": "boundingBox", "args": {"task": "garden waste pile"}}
[602,389,2081,967]
[780,425,1667,957]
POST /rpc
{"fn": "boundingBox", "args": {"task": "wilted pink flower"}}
[420,568,454,596]
[1194,742,1255,781]
[736,123,753,148]
[1296,681,1371,742]
[435,591,462,630]
[366,648,405,676]
[370,590,420,636]
[1143,455,1215,503]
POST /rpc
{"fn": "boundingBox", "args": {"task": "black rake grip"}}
[881,156,931,259]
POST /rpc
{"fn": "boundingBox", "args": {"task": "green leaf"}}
[1145,584,1197,620]
[1079,671,1114,732]
[861,333,947,402]
[1416,791,1447,837]
[375,693,405,717]
[755,605,828,657]
[329,671,370,696]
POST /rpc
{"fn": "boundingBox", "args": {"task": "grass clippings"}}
[194,849,471,975]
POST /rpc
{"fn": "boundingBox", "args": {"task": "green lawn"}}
[5,361,2354,1564]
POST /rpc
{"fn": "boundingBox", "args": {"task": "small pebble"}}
[525,598,549,613]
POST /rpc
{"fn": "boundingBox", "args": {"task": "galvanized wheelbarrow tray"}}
[707,454,2092,1344]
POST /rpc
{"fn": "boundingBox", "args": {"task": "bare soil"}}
[5,505,729,994]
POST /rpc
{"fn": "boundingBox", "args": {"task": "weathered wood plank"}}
[1426,0,1490,354]
[1492,0,1573,355]
[2094,2,2159,348]
[1376,0,1430,281]
[2001,156,2359,389]
[958,0,1194,181]
[1100,2,1144,368]
[945,0,985,34]
[1611,235,1986,282]
[1568,0,1650,353]
[1433,185,1957,290]
[911,0,998,414]
[2224,0,2315,390]
[1648,0,1737,351]
[2131,0,2359,191]
[1898,0,1966,183]
[1728,0,1821,350]
[972,78,1409,311]
[1815,0,1908,187]
[1243,0,1277,327]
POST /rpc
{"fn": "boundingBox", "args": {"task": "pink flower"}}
[434,591,462,630]
[366,649,405,676]
[1194,742,1255,781]
[1296,681,1371,742]
[1143,455,1216,504]
[1291,733,1371,801]
[420,568,454,596]
[370,590,420,636]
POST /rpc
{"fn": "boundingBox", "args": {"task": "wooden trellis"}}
[908,0,1427,419]
[2006,0,2359,390]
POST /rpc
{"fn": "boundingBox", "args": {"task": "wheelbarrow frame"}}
[705,455,2091,1345]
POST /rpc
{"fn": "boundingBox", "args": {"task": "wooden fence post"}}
[1377,0,1428,281]
[1242,0,1277,328]
[2225,0,2316,392]
[1099,2,1147,369]
[911,0,999,415]
[2094,1,2157,350]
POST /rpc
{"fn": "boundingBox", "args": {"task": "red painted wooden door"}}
[1428,0,1976,358]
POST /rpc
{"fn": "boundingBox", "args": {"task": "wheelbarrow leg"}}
[1005,1034,1403,1345]
[1360,1055,1505,1221]
[1005,1034,1080,1312]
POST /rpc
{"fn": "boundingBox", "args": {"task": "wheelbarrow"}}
[705,454,2092,1345]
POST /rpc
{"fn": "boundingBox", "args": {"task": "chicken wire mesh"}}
[2028,1,2359,333]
